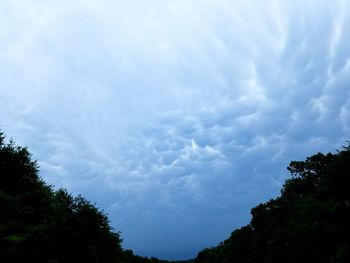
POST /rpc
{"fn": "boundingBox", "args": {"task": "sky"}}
[1,0,350,260]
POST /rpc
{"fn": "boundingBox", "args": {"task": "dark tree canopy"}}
[194,146,350,263]
[0,131,123,262]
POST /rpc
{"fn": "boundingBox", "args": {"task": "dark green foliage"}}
[0,133,53,262]
[49,190,124,263]
[0,131,123,262]
[194,146,350,263]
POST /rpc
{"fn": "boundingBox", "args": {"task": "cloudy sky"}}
[1,0,350,260]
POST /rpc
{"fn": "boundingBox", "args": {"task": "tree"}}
[194,145,350,263]
[0,131,54,262]
[0,131,124,262]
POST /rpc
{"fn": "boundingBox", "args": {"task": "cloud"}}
[1,0,350,260]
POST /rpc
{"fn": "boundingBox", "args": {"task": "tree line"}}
[1,129,349,262]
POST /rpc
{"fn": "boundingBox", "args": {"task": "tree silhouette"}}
[194,146,350,263]
[0,131,123,262]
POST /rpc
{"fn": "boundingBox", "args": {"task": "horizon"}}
[1,0,350,260]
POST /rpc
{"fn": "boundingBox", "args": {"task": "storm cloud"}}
[1,0,350,260]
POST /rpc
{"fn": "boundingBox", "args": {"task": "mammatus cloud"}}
[1,0,350,260]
